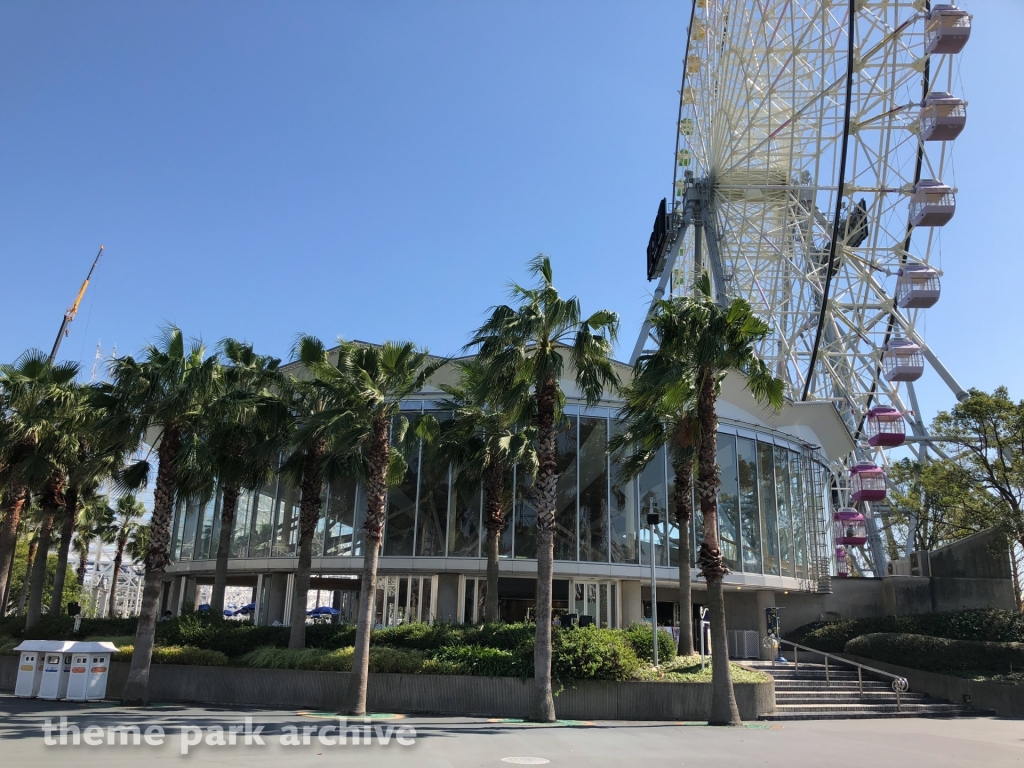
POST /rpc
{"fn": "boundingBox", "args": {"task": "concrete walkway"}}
[0,693,1020,767]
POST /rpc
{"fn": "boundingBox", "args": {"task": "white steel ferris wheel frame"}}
[635,0,970,577]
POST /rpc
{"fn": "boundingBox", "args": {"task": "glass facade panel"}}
[609,422,638,564]
[197,495,218,561]
[417,461,448,557]
[756,442,780,576]
[554,415,578,561]
[499,467,513,557]
[248,481,276,558]
[578,415,609,563]
[514,470,537,559]
[384,415,419,557]
[790,452,807,579]
[716,434,741,572]
[272,481,300,558]
[229,493,252,561]
[324,478,357,556]
[179,499,200,561]
[774,448,794,577]
[638,447,667,566]
[737,437,762,574]
[448,480,481,557]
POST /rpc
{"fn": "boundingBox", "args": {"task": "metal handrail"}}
[764,636,909,712]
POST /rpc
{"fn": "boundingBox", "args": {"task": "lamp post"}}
[647,498,660,668]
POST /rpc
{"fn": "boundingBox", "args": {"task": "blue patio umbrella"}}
[233,603,256,616]
[307,606,340,616]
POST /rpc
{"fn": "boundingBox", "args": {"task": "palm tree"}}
[609,331,699,656]
[74,494,116,587]
[96,327,221,705]
[660,273,784,726]
[205,339,287,617]
[426,359,536,622]
[468,255,619,722]
[277,336,372,651]
[0,351,79,620]
[301,339,444,716]
[108,494,147,617]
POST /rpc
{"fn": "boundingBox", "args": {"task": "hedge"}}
[551,627,641,682]
[845,633,1024,677]
[788,609,1024,654]
[114,644,229,666]
[237,645,425,674]
[428,645,526,677]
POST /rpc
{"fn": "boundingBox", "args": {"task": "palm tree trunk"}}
[210,484,239,617]
[696,370,740,726]
[289,448,325,649]
[49,484,79,615]
[108,539,126,618]
[672,453,695,656]
[483,463,504,623]
[0,488,27,613]
[17,540,37,615]
[27,489,60,629]
[345,417,389,716]
[76,539,89,585]
[122,425,181,707]
[529,377,557,723]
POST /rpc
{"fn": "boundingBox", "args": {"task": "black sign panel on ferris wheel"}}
[647,197,668,281]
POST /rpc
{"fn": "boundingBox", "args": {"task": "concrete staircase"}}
[744,660,975,720]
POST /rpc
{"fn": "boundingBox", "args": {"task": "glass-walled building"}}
[162,354,845,651]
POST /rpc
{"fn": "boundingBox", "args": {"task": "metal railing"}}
[764,636,910,712]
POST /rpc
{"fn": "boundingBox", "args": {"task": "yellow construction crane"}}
[49,245,104,363]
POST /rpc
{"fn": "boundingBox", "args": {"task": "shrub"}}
[236,644,423,674]
[790,609,1024,654]
[470,623,536,652]
[0,637,18,656]
[0,615,25,638]
[845,632,1024,677]
[305,623,357,650]
[371,622,466,651]
[156,615,289,657]
[551,627,640,682]
[428,645,526,677]
[20,615,139,641]
[238,646,355,672]
[114,644,228,666]
[621,623,677,664]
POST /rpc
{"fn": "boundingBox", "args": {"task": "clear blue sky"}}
[0,1,1014,427]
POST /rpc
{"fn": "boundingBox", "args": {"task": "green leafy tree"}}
[609,316,699,656]
[96,327,221,705]
[73,494,117,588]
[468,255,619,722]
[425,359,536,622]
[658,273,784,725]
[932,387,1024,551]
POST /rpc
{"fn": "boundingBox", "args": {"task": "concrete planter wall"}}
[0,656,774,721]
[842,653,1024,718]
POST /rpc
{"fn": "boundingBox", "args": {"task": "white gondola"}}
[909,179,956,227]
[920,92,967,142]
[925,5,972,55]
[883,337,924,382]
[896,263,941,309]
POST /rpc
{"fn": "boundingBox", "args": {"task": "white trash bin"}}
[38,646,77,700]
[14,641,75,698]
[64,642,118,702]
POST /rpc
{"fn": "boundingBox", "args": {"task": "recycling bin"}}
[64,642,117,701]
[38,650,74,700]
[14,641,74,698]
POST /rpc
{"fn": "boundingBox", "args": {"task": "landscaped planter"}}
[842,653,1024,718]
[0,656,775,720]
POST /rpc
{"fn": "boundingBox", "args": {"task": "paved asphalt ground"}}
[1,693,1021,767]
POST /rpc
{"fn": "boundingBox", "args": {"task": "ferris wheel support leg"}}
[894,314,970,402]
[700,203,730,307]
[630,221,691,365]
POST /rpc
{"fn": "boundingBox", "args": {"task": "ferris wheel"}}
[634,1,973,574]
